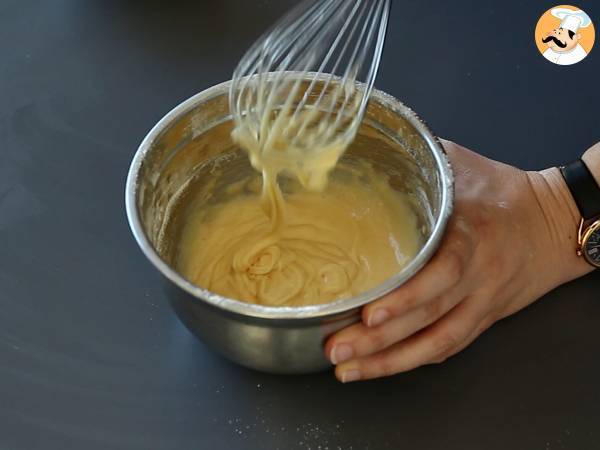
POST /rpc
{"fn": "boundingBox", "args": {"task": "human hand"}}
[325,139,594,382]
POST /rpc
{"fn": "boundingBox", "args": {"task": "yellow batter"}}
[177,159,421,307]
[177,99,421,306]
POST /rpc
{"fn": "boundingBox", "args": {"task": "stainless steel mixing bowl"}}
[125,75,453,374]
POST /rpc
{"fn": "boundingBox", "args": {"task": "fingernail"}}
[330,344,354,365]
[340,369,362,383]
[368,309,390,327]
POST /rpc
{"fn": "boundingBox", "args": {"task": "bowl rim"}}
[125,74,454,320]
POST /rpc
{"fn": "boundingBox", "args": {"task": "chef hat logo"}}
[551,7,592,32]
[534,4,595,66]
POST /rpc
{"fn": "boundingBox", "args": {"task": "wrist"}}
[582,142,600,186]
[527,168,593,286]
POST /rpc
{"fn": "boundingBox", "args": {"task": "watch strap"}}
[560,159,600,220]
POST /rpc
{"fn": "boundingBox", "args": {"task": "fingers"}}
[439,138,466,158]
[325,288,465,365]
[430,313,495,364]
[334,294,491,382]
[361,219,474,327]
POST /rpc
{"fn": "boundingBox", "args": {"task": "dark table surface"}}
[1,1,599,449]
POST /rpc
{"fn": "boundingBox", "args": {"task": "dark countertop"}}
[1,1,599,449]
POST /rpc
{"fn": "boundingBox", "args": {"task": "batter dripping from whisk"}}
[176,117,422,306]
[173,0,404,305]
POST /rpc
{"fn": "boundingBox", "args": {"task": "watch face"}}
[583,223,600,267]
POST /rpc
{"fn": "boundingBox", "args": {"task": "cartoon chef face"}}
[536,6,594,66]
[542,26,581,52]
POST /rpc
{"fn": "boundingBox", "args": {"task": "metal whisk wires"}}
[230,0,390,156]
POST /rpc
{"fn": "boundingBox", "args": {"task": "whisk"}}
[230,0,391,174]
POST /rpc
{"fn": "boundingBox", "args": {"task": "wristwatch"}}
[560,160,600,268]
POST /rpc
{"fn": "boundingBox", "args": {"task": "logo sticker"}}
[535,5,595,65]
